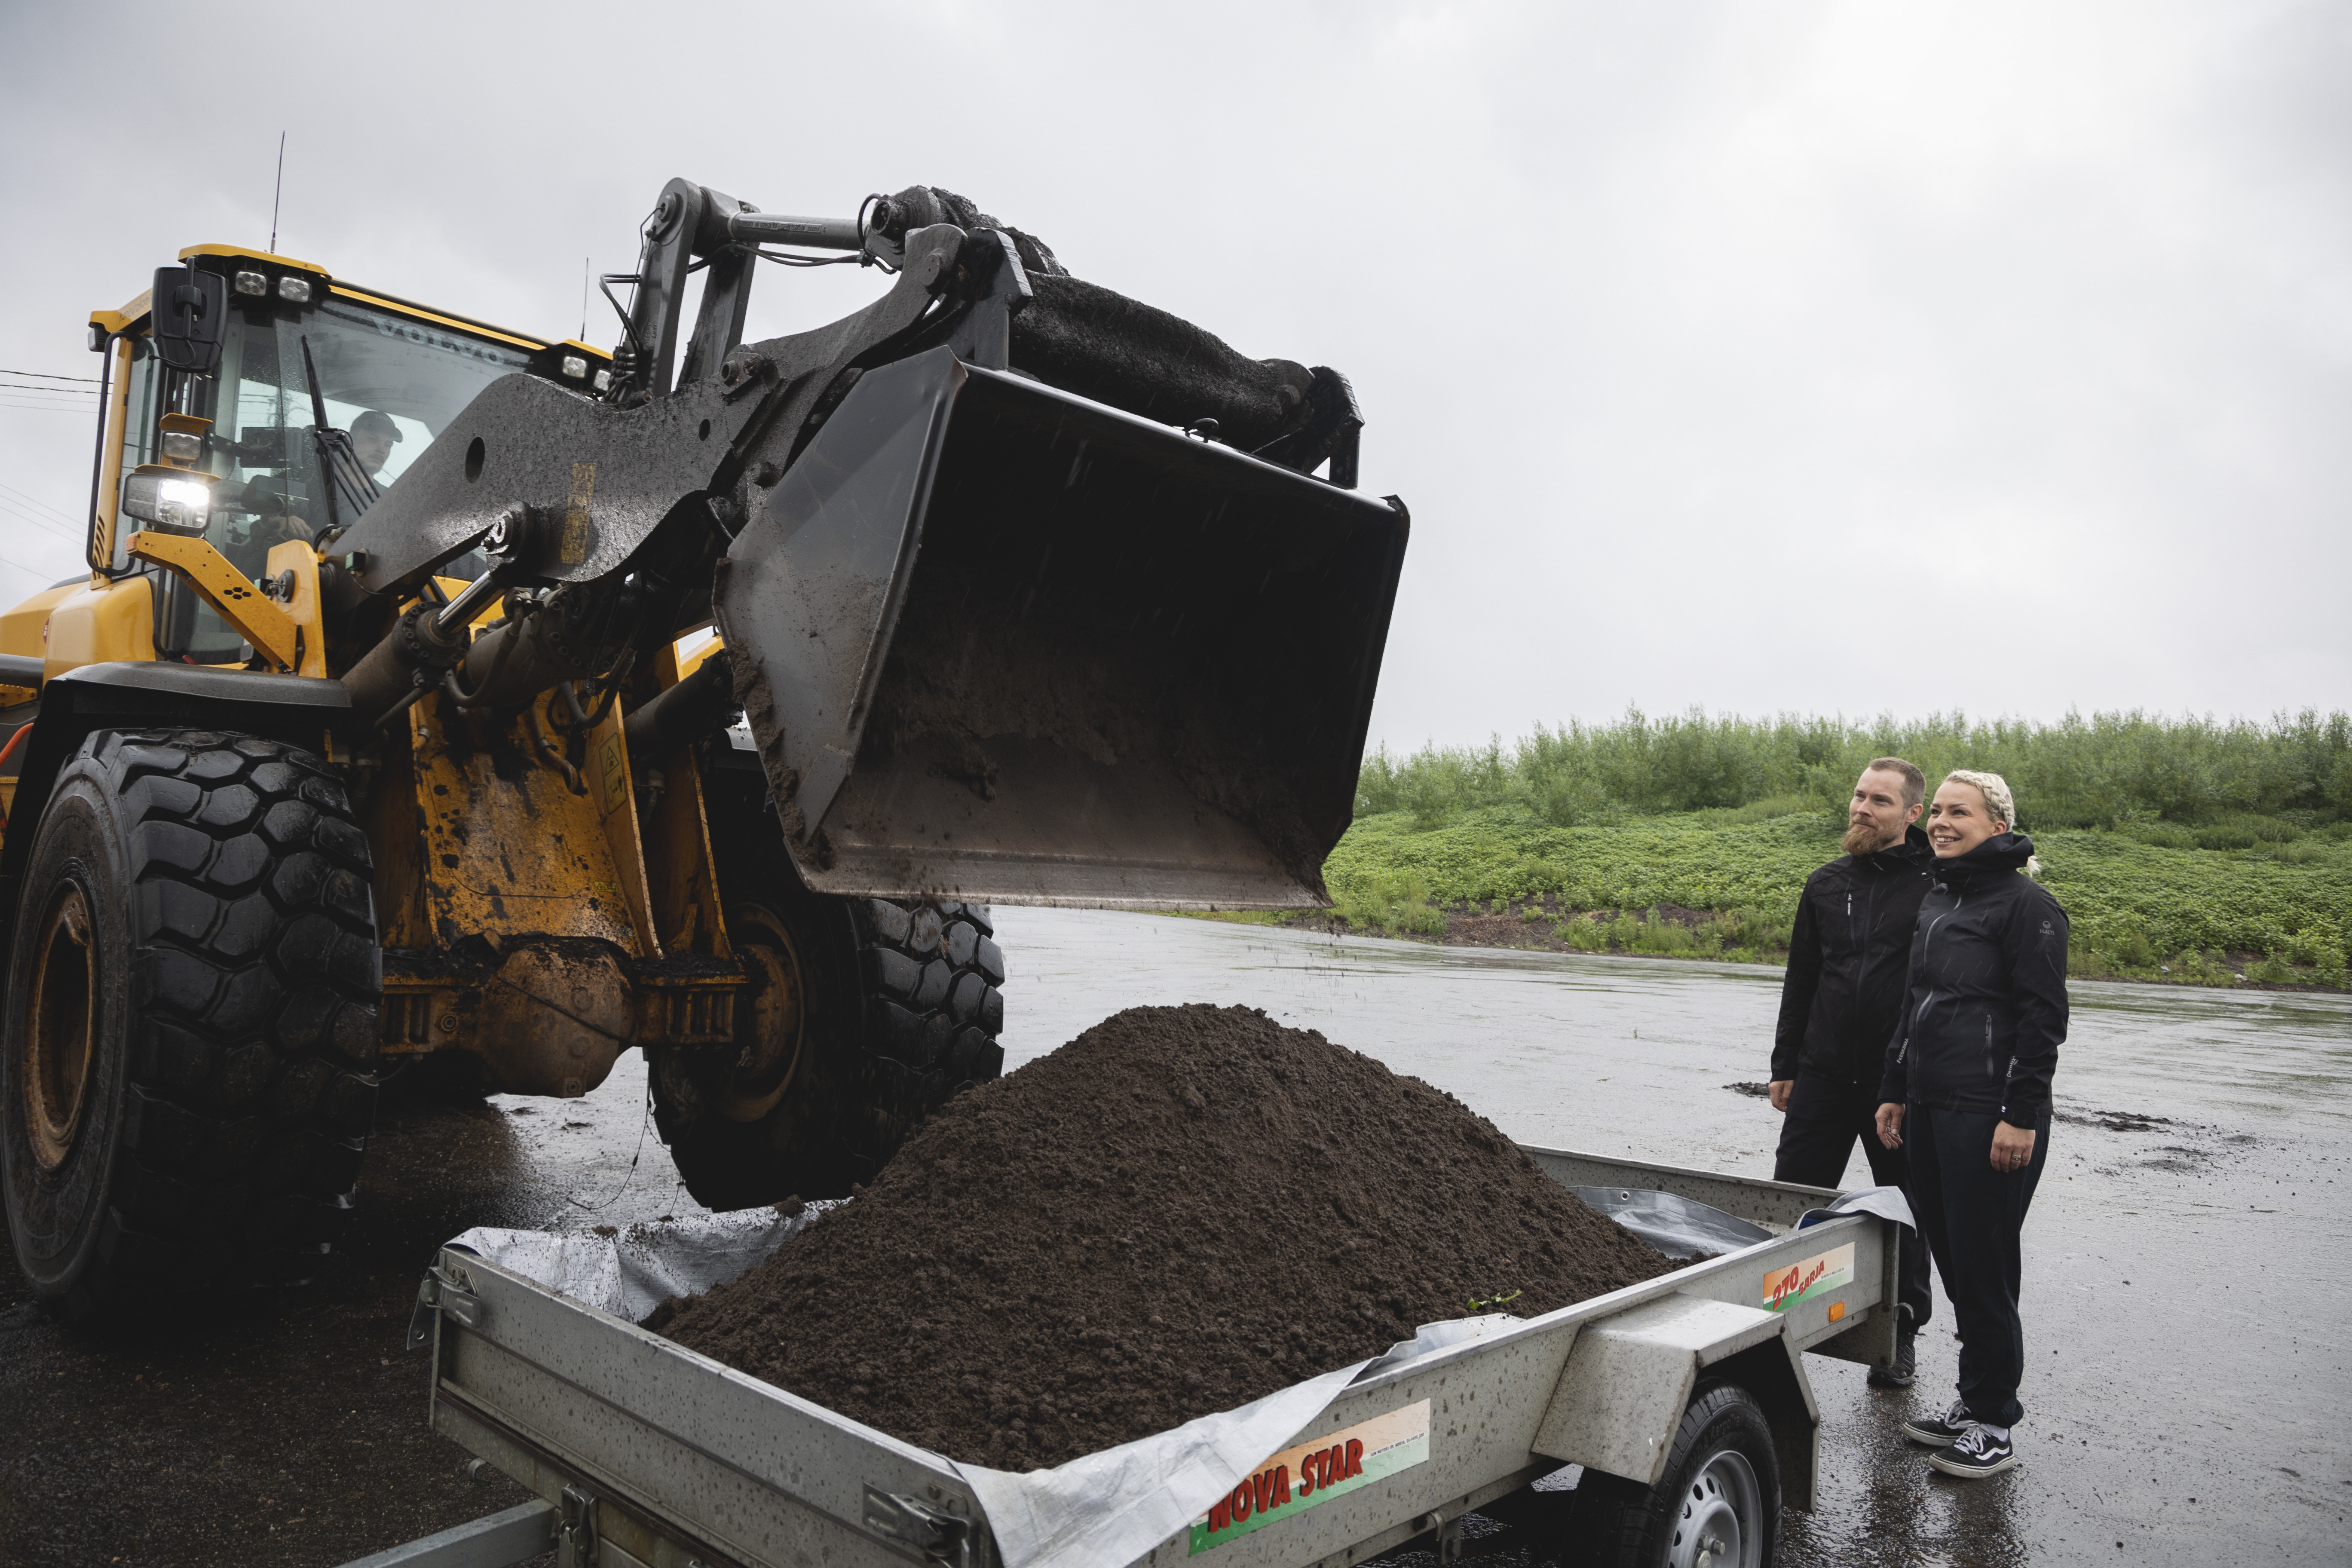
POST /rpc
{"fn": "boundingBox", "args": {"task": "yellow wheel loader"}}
[0,182,1408,1316]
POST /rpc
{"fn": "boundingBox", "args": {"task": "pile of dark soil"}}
[647,1005,1675,1468]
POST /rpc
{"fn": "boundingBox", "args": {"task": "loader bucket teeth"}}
[714,347,1409,910]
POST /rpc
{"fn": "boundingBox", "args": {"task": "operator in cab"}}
[218,409,402,574]
[1765,757,1939,1388]
[349,408,402,481]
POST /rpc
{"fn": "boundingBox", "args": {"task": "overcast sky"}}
[2,1,2343,749]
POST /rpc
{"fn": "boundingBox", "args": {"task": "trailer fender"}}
[1701,1335,1821,1512]
[0,663,350,940]
[1530,1294,1819,1506]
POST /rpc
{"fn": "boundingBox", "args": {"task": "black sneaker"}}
[1902,1400,1971,1447]
[1929,1423,2017,1478]
[1867,1313,1917,1389]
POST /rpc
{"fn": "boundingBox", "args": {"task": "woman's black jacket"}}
[1771,824,1939,1084]
[1877,833,2069,1128]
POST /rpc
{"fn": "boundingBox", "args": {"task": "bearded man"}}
[1768,756,1937,1387]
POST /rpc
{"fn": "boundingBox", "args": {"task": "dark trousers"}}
[1906,1103,2051,1429]
[1773,1072,1933,1327]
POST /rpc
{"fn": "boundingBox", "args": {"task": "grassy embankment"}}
[1210,709,2352,990]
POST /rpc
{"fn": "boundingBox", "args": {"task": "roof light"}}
[560,354,588,380]
[277,276,312,304]
[160,431,204,464]
[592,369,612,392]
[234,270,267,297]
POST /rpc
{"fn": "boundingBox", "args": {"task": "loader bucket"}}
[713,347,1409,909]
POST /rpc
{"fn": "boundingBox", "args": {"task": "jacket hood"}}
[1890,822,1936,862]
[1931,830,2037,882]
[1852,821,1935,868]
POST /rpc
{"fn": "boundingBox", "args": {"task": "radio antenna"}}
[581,257,589,340]
[269,131,286,254]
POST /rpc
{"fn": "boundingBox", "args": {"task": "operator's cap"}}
[352,409,402,442]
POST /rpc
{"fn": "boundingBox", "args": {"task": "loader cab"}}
[87,246,610,662]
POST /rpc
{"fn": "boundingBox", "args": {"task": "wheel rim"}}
[24,882,98,1173]
[715,903,806,1123]
[1667,1447,1763,1568]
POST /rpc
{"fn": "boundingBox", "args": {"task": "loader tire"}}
[0,729,380,1319]
[651,786,1004,1209]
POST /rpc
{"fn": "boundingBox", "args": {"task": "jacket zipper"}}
[1906,888,1957,1068]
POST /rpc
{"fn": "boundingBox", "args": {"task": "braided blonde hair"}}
[1938,769,2042,878]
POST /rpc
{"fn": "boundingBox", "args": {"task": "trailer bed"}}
[392,1148,1899,1568]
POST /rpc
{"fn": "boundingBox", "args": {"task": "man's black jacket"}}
[1772,823,1938,1084]
[1878,833,2069,1128]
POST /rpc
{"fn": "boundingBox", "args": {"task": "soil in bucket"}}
[646,1004,1676,1468]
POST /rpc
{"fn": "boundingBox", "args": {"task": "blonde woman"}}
[1874,770,2067,1480]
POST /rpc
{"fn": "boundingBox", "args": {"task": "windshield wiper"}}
[300,334,383,541]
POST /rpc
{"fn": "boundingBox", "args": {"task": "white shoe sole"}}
[1902,1424,1964,1447]
[1928,1449,2018,1478]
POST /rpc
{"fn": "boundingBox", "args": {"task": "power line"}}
[0,401,95,414]
[0,533,73,581]
[0,499,84,544]
[0,491,80,533]
[0,496,83,541]
[0,379,97,394]
[0,479,80,525]
[0,368,104,385]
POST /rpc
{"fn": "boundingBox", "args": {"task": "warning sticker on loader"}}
[1188,1400,1429,1554]
[1764,1242,1853,1312]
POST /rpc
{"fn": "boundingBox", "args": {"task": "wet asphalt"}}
[3,908,2346,1566]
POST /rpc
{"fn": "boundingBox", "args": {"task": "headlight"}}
[234,270,268,297]
[120,472,213,536]
[561,354,588,380]
[160,430,204,463]
[278,276,312,304]
[592,369,612,392]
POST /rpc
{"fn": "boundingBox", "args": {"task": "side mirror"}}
[152,263,228,374]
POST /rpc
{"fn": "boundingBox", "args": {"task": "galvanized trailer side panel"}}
[1526,1145,1900,1372]
[1098,1213,1882,1567]
[425,1253,980,1568]
[423,1148,1895,1568]
[1520,1146,1835,1232]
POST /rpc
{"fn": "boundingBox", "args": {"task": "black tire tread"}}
[854,894,1008,1105]
[28,728,379,1308]
[650,775,1004,1207]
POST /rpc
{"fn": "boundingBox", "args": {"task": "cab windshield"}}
[122,290,532,656]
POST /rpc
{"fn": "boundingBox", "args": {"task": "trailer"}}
[358,1148,1905,1568]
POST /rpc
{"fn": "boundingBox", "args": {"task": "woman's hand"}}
[1874,1102,1905,1149]
[1991,1121,2037,1174]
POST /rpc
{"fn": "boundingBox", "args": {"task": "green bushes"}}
[1321,801,2351,989]
[1358,709,2352,830]
[1336,708,2352,989]
[1544,906,1798,966]
[1326,869,1448,935]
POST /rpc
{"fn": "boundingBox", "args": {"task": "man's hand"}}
[1991,1121,2037,1174]
[1875,1102,1905,1149]
[1768,1080,1794,1113]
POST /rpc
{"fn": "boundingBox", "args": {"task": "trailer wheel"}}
[1571,1381,1778,1568]
[0,729,380,1318]
[651,783,1004,1208]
